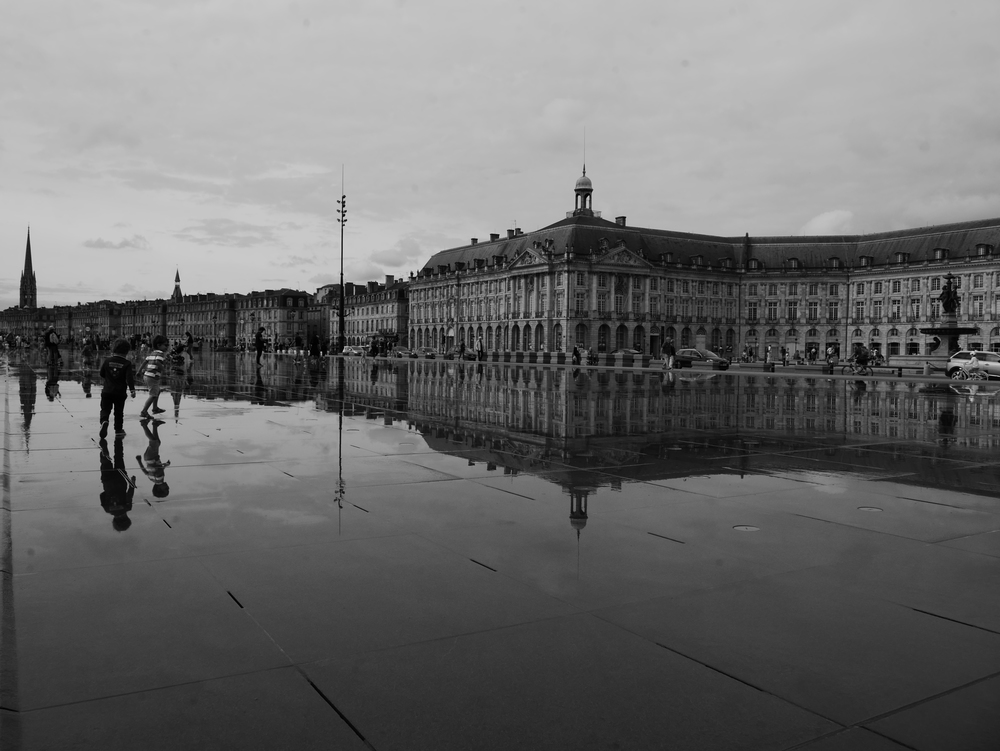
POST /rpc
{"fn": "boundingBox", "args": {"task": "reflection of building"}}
[408,171,1000,359]
[331,362,1000,505]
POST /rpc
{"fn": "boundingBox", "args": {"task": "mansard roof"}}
[421,214,1000,273]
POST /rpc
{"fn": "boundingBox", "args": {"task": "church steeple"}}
[172,269,183,303]
[20,227,37,309]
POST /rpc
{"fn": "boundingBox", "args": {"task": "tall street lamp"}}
[337,168,346,354]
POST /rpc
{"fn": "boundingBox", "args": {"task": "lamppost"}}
[337,168,346,354]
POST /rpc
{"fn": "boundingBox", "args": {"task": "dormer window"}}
[788,258,800,269]
[894,252,909,264]
[860,256,872,267]
[720,258,732,269]
[829,257,842,269]
[664,251,673,263]
[976,244,992,257]
[691,255,703,267]
[933,247,949,261]
[748,259,761,270]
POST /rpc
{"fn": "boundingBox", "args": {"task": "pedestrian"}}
[138,334,168,418]
[781,347,787,366]
[44,325,62,366]
[254,327,266,367]
[476,335,485,361]
[663,338,676,370]
[98,339,137,439]
[572,346,580,365]
[309,333,321,359]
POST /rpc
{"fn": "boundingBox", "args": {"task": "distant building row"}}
[6,171,1000,357]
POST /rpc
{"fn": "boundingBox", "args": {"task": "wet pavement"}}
[1,350,999,750]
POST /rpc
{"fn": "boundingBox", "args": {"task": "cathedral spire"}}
[172,268,183,303]
[20,226,37,309]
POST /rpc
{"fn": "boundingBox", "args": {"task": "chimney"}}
[490,233,500,242]
[507,229,515,239]
[471,238,478,245]
[616,216,627,227]
[514,228,522,236]
[367,281,378,294]
[385,275,394,287]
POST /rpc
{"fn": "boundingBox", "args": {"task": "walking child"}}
[139,334,168,418]
[98,339,137,438]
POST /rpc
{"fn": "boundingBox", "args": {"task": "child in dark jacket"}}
[99,339,137,438]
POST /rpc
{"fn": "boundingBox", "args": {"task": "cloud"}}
[174,218,278,247]
[272,255,317,268]
[369,235,426,266]
[797,210,855,235]
[83,234,150,250]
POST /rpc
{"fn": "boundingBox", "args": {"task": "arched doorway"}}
[575,323,589,349]
[553,323,563,351]
[615,325,628,351]
[649,326,661,357]
[598,324,610,352]
[681,327,692,347]
[534,323,545,351]
[511,325,521,351]
[710,327,722,351]
[486,326,494,350]
[632,325,645,352]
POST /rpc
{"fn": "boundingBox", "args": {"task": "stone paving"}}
[1,351,999,750]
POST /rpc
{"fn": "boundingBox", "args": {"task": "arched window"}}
[765,328,778,337]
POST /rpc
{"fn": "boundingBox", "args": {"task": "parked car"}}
[674,348,730,370]
[443,347,478,361]
[415,347,437,359]
[391,348,416,358]
[947,350,1000,379]
[611,348,642,356]
[341,345,366,356]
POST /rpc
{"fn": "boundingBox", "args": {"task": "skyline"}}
[4,1,1000,309]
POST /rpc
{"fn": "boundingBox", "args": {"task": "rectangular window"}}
[576,272,585,286]
[856,283,865,295]
[650,297,659,315]
[727,284,735,296]
[614,295,624,315]
[788,283,798,296]
[890,299,901,320]
[747,302,758,320]
[973,294,985,315]
[698,281,706,294]
[909,298,920,317]
[932,277,941,291]
[597,294,608,313]
[633,277,642,290]
[766,301,778,321]
[828,302,839,320]
[696,300,705,318]
[787,301,798,320]
[873,281,883,294]
[598,273,607,288]
[891,280,901,293]
[911,278,921,292]
[807,301,819,320]
[712,282,720,295]
[872,300,883,319]
[974,274,984,288]
[808,283,819,296]
[665,298,675,316]
[829,283,839,296]
[666,279,675,293]
[682,280,690,294]
[748,283,758,296]
[650,278,658,292]
[575,292,585,313]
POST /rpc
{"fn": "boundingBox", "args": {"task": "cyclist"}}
[855,344,870,369]
[961,351,983,379]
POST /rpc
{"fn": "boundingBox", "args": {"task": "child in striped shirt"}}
[139,334,169,419]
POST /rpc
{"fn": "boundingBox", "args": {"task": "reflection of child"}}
[100,437,136,532]
[136,419,171,498]
[98,339,136,438]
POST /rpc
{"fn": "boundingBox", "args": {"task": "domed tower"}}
[573,167,594,217]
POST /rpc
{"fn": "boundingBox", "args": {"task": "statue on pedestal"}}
[939,274,960,315]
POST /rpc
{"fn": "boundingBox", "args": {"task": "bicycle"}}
[951,365,987,380]
[840,359,873,376]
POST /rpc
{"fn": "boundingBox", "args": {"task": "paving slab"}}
[596,571,1000,726]
[303,613,838,751]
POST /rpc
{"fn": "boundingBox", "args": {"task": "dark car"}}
[415,347,437,359]
[674,348,730,370]
[443,347,478,361]
[391,348,416,358]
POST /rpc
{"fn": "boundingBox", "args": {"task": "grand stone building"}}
[409,172,1000,359]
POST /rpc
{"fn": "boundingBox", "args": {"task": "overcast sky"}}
[3,0,999,308]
